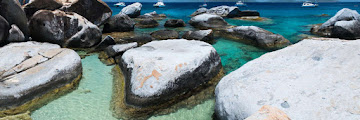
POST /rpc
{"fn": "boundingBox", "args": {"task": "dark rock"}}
[103,14,135,33]
[7,25,25,42]
[122,35,153,45]
[150,29,179,40]
[29,10,101,48]
[105,42,137,58]
[191,8,207,16]
[164,19,186,27]
[23,0,63,19]
[0,0,30,38]
[240,10,260,17]
[182,29,214,44]
[120,2,142,18]
[60,0,112,26]
[0,15,10,44]
[94,35,116,51]
[208,6,241,18]
[189,13,228,29]
[221,26,291,51]
[136,18,159,28]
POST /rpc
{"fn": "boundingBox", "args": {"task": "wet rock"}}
[244,105,290,120]
[164,19,186,27]
[121,35,153,46]
[120,2,142,18]
[7,25,25,42]
[150,29,179,40]
[0,0,30,38]
[311,8,360,40]
[103,14,135,33]
[215,38,360,120]
[240,10,260,17]
[136,18,159,28]
[191,8,208,16]
[0,15,9,44]
[105,42,137,58]
[118,39,223,108]
[23,0,63,19]
[60,0,112,26]
[221,26,291,51]
[29,10,101,48]
[189,13,228,29]
[208,6,241,18]
[0,41,82,117]
[182,29,214,44]
[94,35,116,51]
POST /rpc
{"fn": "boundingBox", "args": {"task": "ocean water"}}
[31,2,360,120]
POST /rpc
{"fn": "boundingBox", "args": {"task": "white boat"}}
[154,0,165,8]
[114,2,126,7]
[202,0,207,7]
[302,1,318,7]
[236,0,247,7]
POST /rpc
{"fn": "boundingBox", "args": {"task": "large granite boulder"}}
[136,18,158,28]
[120,2,142,18]
[105,42,137,58]
[0,15,9,44]
[191,8,208,16]
[207,6,241,18]
[0,41,82,117]
[0,0,29,38]
[60,0,112,26]
[189,13,228,29]
[29,10,101,48]
[93,35,116,51]
[215,38,360,120]
[182,29,214,44]
[137,11,166,20]
[23,0,63,19]
[311,8,360,40]
[7,25,25,42]
[221,26,291,51]
[164,19,186,27]
[118,39,223,108]
[103,14,135,33]
[121,35,153,46]
[150,29,179,40]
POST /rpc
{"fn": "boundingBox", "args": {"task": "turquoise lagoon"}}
[31,2,360,119]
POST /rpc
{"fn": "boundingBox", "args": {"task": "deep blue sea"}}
[31,2,360,120]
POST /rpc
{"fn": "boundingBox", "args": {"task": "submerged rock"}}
[150,30,179,40]
[0,15,9,44]
[118,39,223,108]
[7,25,25,42]
[105,42,137,58]
[182,29,214,44]
[164,19,186,27]
[0,41,82,117]
[60,0,112,26]
[120,2,142,18]
[311,8,360,39]
[29,10,101,48]
[189,13,228,29]
[215,38,360,120]
[23,0,63,19]
[136,18,159,28]
[191,8,208,16]
[103,14,135,33]
[208,6,241,18]
[221,26,291,50]
[239,10,260,17]
[0,0,29,38]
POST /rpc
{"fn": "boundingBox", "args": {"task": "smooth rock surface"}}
[191,8,207,16]
[0,15,9,44]
[189,13,228,29]
[29,10,101,48]
[137,11,166,20]
[103,14,135,33]
[207,6,241,18]
[164,19,186,27]
[221,26,291,50]
[121,35,153,46]
[182,29,214,44]
[94,35,116,51]
[0,0,29,38]
[0,41,82,116]
[150,29,179,40]
[7,25,25,42]
[119,39,222,107]
[23,0,63,19]
[215,38,360,120]
[136,18,159,28]
[105,42,137,58]
[240,10,260,17]
[120,2,142,18]
[244,105,290,120]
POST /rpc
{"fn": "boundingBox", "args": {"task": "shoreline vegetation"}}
[0,0,360,119]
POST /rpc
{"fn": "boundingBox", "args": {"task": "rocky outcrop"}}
[240,10,260,17]
[137,11,166,20]
[0,16,9,44]
[7,25,25,42]
[120,2,142,18]
[136,18,159,28]
[189,13,228,29]
[118,39,223,108]
[29,10,101,48]
[23,0,63,19]
[121,35,153,46]
[215,38,360,120]
[221,26,291,50]
[0,0,29,38]
[93,35,116,51]
[182,29,214,44]
[105,42,137,58]
[150,30,179,40]
[60,0,112,26]
[208,6,241,18]
[103,14,135,33]
[311,8,360,40]
[191,8,208,16]
[0,41,82,117]
[164,19,186,27]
